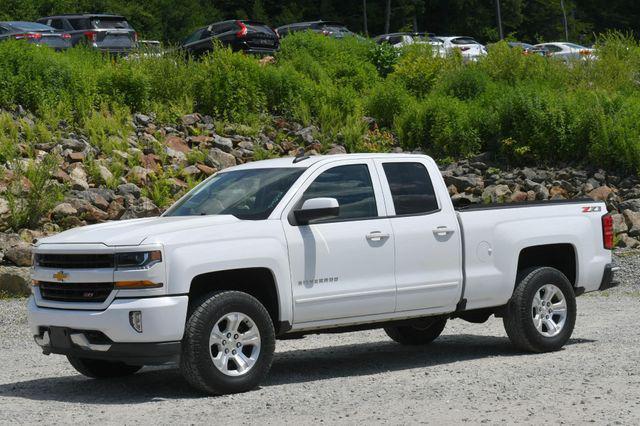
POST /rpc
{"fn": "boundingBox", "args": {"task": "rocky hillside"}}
[1,108,639,295]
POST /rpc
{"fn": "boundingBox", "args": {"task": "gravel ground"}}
[1,253,639,425]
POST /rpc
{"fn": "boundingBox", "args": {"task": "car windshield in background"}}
[164,168,304,220]
[10,22,55,31]
[91,18,131,29]
[451,37,478,45]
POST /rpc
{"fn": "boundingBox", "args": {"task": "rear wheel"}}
[503,267,576,353]
[66,356,141,378]
[384,317,447,345]
[180,291,275,395]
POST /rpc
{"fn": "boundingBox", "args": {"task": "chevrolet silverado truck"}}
[28,154,619,395]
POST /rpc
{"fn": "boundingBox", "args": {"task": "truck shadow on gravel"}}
[0,334,593,403]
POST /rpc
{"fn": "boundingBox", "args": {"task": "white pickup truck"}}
[28,154,618,395]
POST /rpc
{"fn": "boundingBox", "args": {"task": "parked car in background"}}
[182,20,279,56]
[37,14,137,54]
[375,32,446,56]
[439,36,487,61]
[276,21,355,39]
[0,21,71,50]
[507,41,548,56]
[533,42,594,61]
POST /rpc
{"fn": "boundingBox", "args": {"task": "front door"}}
[283,160,396,324]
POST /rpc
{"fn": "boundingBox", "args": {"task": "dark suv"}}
[182,20,279,56]
[275,21,355,38]
[37,14,137,54]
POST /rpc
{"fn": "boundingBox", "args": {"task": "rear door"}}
[242,22,278,51]
[283,159,396,324]
[374,158,463,312]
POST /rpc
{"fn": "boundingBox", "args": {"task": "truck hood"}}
[37,215,240,247]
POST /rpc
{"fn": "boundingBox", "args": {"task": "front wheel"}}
[180,291,275,395]
[67,356,142,378]
[503,267,577,353]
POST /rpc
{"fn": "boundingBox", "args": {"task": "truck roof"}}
[228,153,430,171]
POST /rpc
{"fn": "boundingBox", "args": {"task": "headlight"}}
[115,251,162,270]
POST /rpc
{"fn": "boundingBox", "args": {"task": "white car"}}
[28,154,617,395]
[439,36,487,61]
[375,32,446,57]
[533,42,595,61]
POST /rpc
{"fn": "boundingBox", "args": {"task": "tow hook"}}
[34,331,51,355]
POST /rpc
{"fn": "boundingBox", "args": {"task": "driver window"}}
[300,164,377,221]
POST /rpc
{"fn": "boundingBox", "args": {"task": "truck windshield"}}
[164,168,304,220]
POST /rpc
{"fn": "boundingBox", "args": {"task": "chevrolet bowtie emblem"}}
[53,271,68,282]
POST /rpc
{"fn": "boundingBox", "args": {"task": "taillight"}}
[236,21,247,38]
[62,33,71,39]
[458,46,470,51]
[15,33,42,40]
[602,214,614,250]
[84,31,97,41]
[579,49,590,55]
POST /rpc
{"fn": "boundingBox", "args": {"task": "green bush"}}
[396,95,481,158]
[365,79,411,128]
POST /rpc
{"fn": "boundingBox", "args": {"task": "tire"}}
[66,356,142,379]
[384,316,447,345]
[180,291,275,395]
[503,267,576,353]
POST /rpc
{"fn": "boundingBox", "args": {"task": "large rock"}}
[120,197,160,220]
[588,185,613,202]
[445,174,484,193]
[482,185,512,203]
[618,233,640,249]
[51,202,78,220]
[206,148,236,170]
[165,135,190,154]
[619,198,640,212]
[611,213,628,235]
[212,135,234,152]
[117,183,142,198]
[0,233,32,266]
[0,266,31,296]
[622,209,640,238]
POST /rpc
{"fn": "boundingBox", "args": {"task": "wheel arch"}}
[516,243,577,287]
[188,267,284,333]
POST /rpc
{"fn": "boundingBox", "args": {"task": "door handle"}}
[366,231,390,242]
[433,226,455,236]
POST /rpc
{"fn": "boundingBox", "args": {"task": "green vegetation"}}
[1,32,640,174]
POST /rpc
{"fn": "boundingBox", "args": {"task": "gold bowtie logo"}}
[53,271,68,282]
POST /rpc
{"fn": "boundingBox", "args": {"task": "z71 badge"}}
[581,206,602,213]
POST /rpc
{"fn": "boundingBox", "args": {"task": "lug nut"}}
[222,340,226,345]
[236,342,241,348]
[234,334,239,339]
[232,350,237,355]
[225,348,229,354]
[545,315,549,319]
[227,333,231,338]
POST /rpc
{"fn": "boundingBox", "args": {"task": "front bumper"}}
[598,263,620,291]
[28,295,188,364]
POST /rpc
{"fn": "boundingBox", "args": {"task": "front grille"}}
[39,281,114,303]
[36,253,114,269]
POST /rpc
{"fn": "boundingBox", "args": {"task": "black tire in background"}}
[503,267,577,353]
[384,316,448,345]
[66,356,142,378]
[180,290,275,395]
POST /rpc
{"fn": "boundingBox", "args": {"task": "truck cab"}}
[28,154,616,395]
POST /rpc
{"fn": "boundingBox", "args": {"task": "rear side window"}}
[68,19,90,30]
[49,19,67,30]
[382,162,438,215]
[300,164,377,221]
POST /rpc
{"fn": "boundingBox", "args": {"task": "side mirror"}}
[294,198,339,225]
